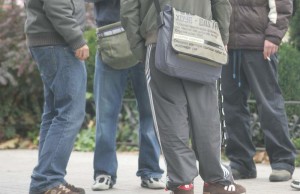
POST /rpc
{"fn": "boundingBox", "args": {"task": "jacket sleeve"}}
[120,0,146,62]
[211,0,232,45]
[42,0,86,50]
[265,0,293,45]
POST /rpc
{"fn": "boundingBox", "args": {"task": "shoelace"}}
[95,175,111,185]
[45,185,71,194]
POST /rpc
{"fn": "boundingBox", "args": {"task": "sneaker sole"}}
[204,192,246,194]
[91,185,112,191]
[269,175,291,182]
[141,183,165,189]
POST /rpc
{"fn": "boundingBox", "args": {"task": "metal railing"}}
[117,99,300,150]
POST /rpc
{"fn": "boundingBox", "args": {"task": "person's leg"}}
[242,51,296,179]
[29,46,87,193]
[183,80,232,185]
[37,75,55,159]
[145,45,198,191]
[130,62,164,188]
[221,50,257,178]
[93,52,128,188]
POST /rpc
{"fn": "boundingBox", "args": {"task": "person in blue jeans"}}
[85,0,165,191]
[25,0,89,194]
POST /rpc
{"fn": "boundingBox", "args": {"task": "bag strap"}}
[152,0,164,27]
[152,0,161,14]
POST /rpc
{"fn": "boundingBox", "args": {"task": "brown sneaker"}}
[44,184,82,194]
[65,183,85,194]
[170,184,194,194]
[203,182,246,194]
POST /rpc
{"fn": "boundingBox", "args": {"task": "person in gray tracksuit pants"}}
[121,1,247,193]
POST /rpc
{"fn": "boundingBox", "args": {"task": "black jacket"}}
[86,0,120,27]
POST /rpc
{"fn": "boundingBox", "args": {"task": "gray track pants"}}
[221,50,296,176]
[145,45,232,189]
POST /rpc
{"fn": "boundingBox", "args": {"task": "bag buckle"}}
[157,12,164,27]
[97,27,125,38]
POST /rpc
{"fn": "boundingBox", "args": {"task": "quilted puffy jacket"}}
[228,0,293,50]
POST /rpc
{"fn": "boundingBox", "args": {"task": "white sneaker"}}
[91,175,113,191]
[141,178,165,189]
[291,179,300,190]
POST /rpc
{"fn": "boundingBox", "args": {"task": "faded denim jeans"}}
[93,52,164,185]
[29,45,87,193]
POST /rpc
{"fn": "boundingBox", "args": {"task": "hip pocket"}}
[30,46,58,80]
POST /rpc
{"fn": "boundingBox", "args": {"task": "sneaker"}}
[231,169,257,180]
[291,179,300,190]
[141,178,165,189]
[91,174,113,191]
[269,170,291,182]
[203,182,246,194]
[65,183,85,194]
[44,184,80,194]
[170,184,194,194]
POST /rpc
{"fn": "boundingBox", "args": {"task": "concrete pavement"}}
[0,150,299,194]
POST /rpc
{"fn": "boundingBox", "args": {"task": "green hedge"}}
[290,0,300,50]
[278,43,300,116]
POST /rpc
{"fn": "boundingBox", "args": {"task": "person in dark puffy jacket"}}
[121,0,246,194]
[221,0,296,182]
[25,0,89,193]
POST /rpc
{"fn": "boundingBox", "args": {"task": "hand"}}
[224,45,228,52]
[75,44,89,60]
[263,40,278,60]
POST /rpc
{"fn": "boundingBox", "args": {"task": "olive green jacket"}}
[121,0,232,61]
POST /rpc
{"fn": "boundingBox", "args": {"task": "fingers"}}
[263,40,278,59]
[75,45,89,60]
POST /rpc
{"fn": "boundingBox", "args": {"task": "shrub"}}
[290,0,300,50]
[278,43,300,116]
[0,5,43,142]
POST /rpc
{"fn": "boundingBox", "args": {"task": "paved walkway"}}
[0,150,299,194]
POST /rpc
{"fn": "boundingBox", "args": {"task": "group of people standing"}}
[24,0,297,194]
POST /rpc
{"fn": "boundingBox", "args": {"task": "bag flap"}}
[171,8,228,65]
[96,21,124,37]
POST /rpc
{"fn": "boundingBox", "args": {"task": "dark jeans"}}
[221,49,296,176]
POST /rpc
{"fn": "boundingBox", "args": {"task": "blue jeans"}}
[29,46,87,193]
[93,52,164,185]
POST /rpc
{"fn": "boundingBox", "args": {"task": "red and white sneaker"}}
[169,184,194,194]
